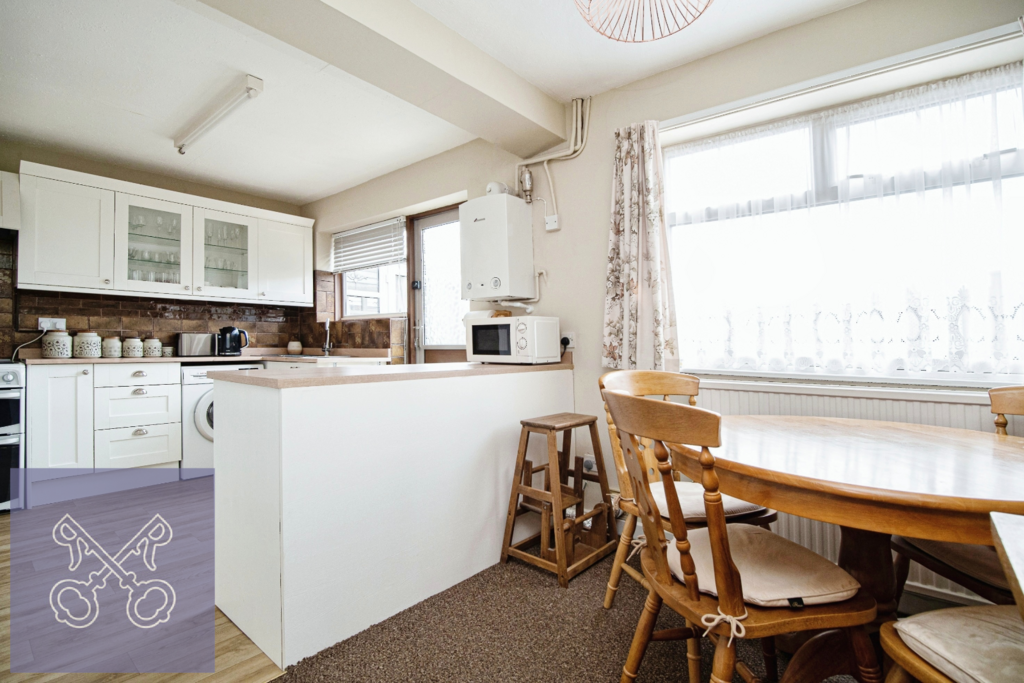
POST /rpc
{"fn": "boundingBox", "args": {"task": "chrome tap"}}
[322,319,332,356]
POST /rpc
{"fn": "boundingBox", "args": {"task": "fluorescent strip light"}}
[175,74,264,155]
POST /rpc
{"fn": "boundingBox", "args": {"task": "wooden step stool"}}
[500,413,618,587]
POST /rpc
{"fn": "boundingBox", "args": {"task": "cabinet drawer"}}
[95,423,182,469]
[94,363,180,388]
[95,385,181,430]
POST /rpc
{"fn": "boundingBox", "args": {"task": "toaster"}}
[178,333,216,356]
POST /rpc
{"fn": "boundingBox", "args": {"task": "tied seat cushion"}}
[894,605,1024,683]
[666,525,860,607]
[903,537,1011,590]
[649,481,764,522]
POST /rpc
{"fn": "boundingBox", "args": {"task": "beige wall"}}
[300,0,1024,488]
[0,139,301,216]
[302,138,524,270]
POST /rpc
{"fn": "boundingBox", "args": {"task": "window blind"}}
[332,217,406,273]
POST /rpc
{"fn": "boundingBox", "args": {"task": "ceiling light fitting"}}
[574,0,714,43]
[175,74,263,155]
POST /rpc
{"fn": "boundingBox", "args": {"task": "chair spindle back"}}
[990,386,1024,435]
[602,389,745,617]
[599,371,700,501]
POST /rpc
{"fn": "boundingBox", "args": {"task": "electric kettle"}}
[217,326,249,356]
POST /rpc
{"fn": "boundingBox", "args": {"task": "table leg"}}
[837,527,898,625]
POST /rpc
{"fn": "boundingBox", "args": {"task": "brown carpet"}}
[279,553,858,682]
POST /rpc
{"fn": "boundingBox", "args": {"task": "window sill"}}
[338,314,407,322]
[684,368,1024,392]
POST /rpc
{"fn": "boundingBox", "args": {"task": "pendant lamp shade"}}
[574,0,714,43]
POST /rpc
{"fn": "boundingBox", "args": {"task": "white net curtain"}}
[665,62,1024,378]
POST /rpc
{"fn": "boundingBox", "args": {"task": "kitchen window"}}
[332,217,408,318]
[664,61,1024,379]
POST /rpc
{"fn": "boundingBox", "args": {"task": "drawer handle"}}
[184,285,190,290]
[132,388,147,395]
[82,369,89,375]
[132,371,148,377]
[132,428,148,437]
[104,279,111,284]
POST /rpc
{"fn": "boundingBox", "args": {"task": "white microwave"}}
[465,316,561,364]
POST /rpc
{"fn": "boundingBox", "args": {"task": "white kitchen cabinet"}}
[95,422,182,469]
[258,219,313,304]
[17,162,315,306]
[114,193,194,296]
[94,362,180,387]
[27,364,94,470]
[193,208,259,301]
[0,171,21,229]
[19,175,115,289]
[95,384,181,430]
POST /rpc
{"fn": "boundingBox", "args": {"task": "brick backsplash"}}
[15,291,302,350]
[299,270,407,360]
[0,229,305,357]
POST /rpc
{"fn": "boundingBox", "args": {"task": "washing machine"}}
[181,363,263,479]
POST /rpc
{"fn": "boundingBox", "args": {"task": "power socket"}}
[38,318,66,331]
[562,331,575,349]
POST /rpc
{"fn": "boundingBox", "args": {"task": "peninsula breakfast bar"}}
[209,361,575,668]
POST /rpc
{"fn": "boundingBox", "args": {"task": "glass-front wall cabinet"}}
[193,208,258,299]
[114,194,193,294]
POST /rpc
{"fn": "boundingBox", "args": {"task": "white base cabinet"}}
[27,362,182,473]
[17,162,314,306]
[95,423,182,469]
[26,364,94,471]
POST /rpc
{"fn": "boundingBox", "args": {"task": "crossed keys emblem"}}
[48,514,177,629]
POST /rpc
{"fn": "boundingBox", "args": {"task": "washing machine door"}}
[194,388,214,442]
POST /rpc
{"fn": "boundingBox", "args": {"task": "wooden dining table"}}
[669,415,1024,679]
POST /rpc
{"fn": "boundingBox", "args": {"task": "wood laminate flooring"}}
[0,512,283,683]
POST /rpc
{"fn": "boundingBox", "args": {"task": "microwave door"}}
[472,324,511,356]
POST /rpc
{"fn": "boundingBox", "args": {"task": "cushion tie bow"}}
[700,608,749,646]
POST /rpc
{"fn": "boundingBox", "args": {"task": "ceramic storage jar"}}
[102,336,122,358]
[73,331,102,359]
[143,337,163,357]
[122,337,144,358]
[41,330,72,358]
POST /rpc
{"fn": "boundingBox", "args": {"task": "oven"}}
[0,364,25,511]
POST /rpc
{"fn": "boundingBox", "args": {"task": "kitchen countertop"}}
[23,354,284,365]
[208,360,574,389]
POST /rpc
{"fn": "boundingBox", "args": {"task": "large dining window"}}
[664,62,1024,378]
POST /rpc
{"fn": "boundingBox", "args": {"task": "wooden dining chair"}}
[599,370,776,610]
[880,605,1024,682]
[603,389,880,683]
[890,386,1023,608]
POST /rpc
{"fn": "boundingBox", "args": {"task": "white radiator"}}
[695,378,1015,605]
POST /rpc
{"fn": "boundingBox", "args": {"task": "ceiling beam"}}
[196,0,566,159]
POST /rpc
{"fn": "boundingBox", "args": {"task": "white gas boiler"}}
[459,193,535,301]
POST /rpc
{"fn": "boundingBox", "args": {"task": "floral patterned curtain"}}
[603,122,679,371]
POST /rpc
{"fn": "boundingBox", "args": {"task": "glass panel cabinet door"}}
[114,194,193,295]
[192,208,259,300]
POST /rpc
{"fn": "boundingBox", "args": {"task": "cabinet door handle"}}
[132,388,147,395]
[184,285,190,290]
[132,428,148,437]
[132,370,148,377]
[82,369,89,375]
[260,292,266,296]
[197,286,203,291]
[103,279,110,284]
